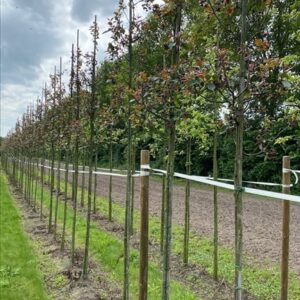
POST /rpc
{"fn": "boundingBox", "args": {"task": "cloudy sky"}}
[1,0,118,137]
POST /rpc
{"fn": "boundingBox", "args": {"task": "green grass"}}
[32,173,198,299]
[0,173,49,300]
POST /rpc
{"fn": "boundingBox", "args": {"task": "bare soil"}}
[88,173,300,275]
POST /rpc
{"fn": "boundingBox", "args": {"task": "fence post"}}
[139,150,150,300]
[281,156,290,300]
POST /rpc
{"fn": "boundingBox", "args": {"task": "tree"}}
[83,16,99,278]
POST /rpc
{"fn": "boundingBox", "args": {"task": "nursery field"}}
[80,172,300,275]
[2,0,300,299]
[2,160,300,299]
[0,168,231,300]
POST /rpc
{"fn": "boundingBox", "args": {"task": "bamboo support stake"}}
[139,150,150,300]
[281,156,290,300]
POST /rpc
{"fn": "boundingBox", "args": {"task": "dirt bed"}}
[86,173,300,276]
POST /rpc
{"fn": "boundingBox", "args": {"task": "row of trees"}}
[2,1,300,299]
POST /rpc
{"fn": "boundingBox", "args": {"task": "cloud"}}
[2,1,61,85]
[11,0,53,21]
[1,0,70,136]
[0,0,118,137]
[1,83,41,137]
[71,0,115,23]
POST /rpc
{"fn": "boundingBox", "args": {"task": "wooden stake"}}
[139,150,150,300]
[160,174,165,256]
[183,138,191,264]
[281,156,290,300]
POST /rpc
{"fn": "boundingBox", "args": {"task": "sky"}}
[0,0,118,137]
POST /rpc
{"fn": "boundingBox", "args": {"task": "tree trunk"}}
[81,155,86,207]
[83,16,98,278]
[71,30,81,265]
[130,139,135,235]
[109,133,113,221]
[162,121,176,300]
[67,42,75,253]
[93,148,98,214]
[234,1,247,299]
[48,144,55,233]
[61,140,70,251]
[30,157,34,205]
[83,125,95,277]
[34,158,38,211]
[54,149,61,239]
[40,156,45,219]
[162,1,182,298]
[213,123,219,281]
[123,1,133,298]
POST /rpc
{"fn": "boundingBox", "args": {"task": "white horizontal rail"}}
[11,157,300,204]
[152,168,300,204]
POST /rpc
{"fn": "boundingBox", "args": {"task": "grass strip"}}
[0,173,49,300]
